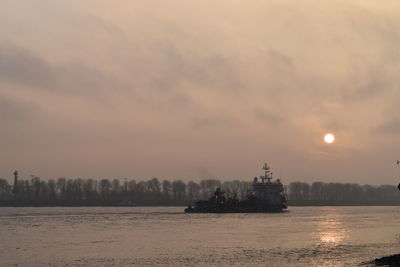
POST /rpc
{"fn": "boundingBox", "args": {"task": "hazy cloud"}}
[0,0,399,184]
[0,44,55,89]
[375,119,400,135]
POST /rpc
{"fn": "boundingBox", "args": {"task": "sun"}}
[324,133,335,144]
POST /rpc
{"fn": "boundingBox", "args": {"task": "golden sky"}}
[1,0,399,184]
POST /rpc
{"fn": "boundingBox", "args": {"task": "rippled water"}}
[0,206,399,266]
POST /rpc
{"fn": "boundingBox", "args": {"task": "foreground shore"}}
[372,254,400,266]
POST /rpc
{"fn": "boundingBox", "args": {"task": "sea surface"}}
[0,206,399,266]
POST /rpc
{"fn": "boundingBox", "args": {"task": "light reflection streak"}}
[317,208,347,245]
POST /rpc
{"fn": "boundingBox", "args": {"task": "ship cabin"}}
[251,163,285,203]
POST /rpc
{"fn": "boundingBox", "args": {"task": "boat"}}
[185,163,288,213]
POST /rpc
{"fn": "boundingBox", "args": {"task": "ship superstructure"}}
[250,163,287,211]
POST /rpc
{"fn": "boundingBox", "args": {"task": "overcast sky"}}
[1,0,399,184]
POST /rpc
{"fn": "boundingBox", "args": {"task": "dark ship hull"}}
[184,199,287,213]
[185,163,288,213]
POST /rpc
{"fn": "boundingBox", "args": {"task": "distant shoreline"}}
[1,201,399,207]
[288,201,400,206]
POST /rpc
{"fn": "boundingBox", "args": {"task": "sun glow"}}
[324,133,335,144]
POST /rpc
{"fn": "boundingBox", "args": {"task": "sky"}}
[0,0,400,184]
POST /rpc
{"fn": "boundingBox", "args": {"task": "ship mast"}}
[263,163,272,183]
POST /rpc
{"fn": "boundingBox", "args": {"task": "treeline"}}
[0,176,251,206]
[289,182,400,205]
[0,177,399,206]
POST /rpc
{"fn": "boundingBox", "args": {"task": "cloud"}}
[375,118,400,135]
[0,95,38,123]
[0,0,400,183]
[254,108,283,125]
[0,43,127,101]
[0,44,55,89]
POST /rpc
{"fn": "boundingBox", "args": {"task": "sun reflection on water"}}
[317,209,347,245]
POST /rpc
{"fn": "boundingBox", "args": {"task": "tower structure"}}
[397,160,400,191]
[13,170,18,198]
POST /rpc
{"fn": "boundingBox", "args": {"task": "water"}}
[0,206,399,266]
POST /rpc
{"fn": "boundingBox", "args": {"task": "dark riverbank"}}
[1,200,400,207]
[0,200,183,207]
[288,201,400,206]
[2,177,399,209]
[372,254,400,266]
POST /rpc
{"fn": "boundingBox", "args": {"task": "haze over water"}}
[1,206,399,266]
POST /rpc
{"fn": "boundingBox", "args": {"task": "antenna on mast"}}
[263,163,272,183]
